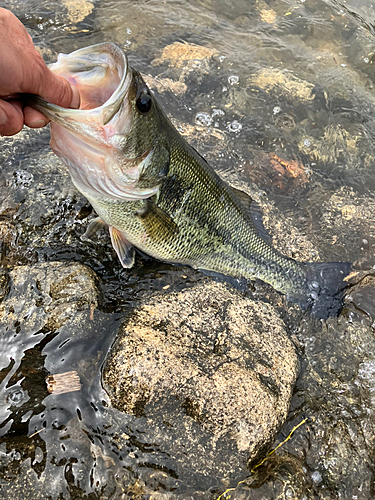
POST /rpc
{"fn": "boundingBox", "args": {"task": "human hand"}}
[0,8,80,136]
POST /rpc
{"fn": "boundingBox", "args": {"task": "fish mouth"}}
[30,42,132,135]
[29,43,160,202]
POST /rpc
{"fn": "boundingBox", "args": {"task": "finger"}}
[37,70,80,109]
[23,105,50,128]
[0,99,24,136]
[0,106,6,126]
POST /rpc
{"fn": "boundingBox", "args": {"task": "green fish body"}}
[30,43,350,318]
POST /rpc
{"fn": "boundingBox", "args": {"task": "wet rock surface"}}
[0,262,101,403]
[0,261,100,333]
[103,280,298,481]
[0,261,117,499]
[0,262,299,499]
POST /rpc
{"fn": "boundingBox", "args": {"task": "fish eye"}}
[136,90,152,114]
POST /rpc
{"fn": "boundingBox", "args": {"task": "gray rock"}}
[103,280,298,483]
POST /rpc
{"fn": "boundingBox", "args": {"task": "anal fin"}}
[109,226,135,268]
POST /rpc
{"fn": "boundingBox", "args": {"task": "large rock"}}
[103,280,298,483]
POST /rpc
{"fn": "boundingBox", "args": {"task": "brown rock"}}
[103,280,298,480]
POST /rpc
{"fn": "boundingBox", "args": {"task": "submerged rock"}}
[151,42,218,68]
[0,262,109,500]
[292,273,375,499]
[248,68,316,103]
[0,261,100,335]
[103,280,298,483]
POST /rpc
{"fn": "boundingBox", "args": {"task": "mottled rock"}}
[248,68,315,102]
[0,261,100,334]
[216,273,375,500]
[62,0,94,23]
[152,42,218,68]
[103,280,298,481]
[145,74,187,96]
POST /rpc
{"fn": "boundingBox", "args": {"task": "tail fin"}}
[289,262,351,319]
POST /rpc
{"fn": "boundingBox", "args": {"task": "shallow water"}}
[1,0,375,498]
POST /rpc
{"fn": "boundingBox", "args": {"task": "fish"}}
[29,42,351,319]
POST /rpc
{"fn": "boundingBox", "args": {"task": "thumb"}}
[37,68,80,109]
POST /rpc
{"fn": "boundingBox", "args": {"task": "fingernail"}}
[0,109,7,125]
[70,86,80,109]
[28,119,47,128]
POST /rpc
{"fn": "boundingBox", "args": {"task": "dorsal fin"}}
[231,187,272,245]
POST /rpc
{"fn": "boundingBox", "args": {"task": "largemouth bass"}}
[30,43,350,318]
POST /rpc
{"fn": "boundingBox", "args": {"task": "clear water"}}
[1,0,375,498]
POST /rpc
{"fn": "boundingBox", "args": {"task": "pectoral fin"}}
[82,217,107,241]
[109,226,135,268]
[137,199,178,241]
